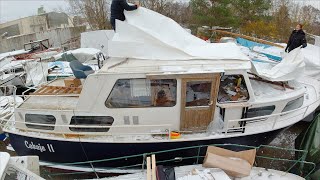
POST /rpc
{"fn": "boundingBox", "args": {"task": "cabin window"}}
[69,116,114,132]
[106,79,177,108]
[282,96,304,113]
[186,81,212,107]
[246,106,275,118]
[218,75,249,103]
[25,114,56,130]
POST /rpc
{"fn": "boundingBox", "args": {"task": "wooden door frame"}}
[180,74,220,131]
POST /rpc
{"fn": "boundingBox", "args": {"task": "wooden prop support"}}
[146,154,157,180]
[147,157,151,180]
[152,154,156,180]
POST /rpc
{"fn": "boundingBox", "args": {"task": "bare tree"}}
[136,0,169,14]
[271,0,292,41]
[298,5,320,27]
[129,0,191,24]
[67,0,111,30]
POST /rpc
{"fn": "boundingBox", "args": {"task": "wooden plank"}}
[32,85,82,95]
[147,157,151,180]
[55,87,63,94]
[61,88,70,93]
[46,87,57,94]
[67,88,75,94]
[212,29,285,48]
[75,88,82,94]
[43,86,54,94]
[34,86,47,94]
[151,155,156,180]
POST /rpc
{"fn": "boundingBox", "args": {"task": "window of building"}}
[106,79,177,108]
[246,106,275,118]
[25,114,56,130]
[186,81,212,107]
[282,96,304,113]
[69,116,114,132]
[218,75,249,103]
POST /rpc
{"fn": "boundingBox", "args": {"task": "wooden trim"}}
[180,79,187,130]
[147,73,220,80]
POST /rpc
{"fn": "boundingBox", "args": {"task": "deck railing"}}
[1,85,320,138]
[39,144,316,179]
[224,98,320,134]
[1,97,319,138]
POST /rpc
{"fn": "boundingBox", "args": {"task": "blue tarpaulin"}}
[236,37,271,49]
[236,37,282,61]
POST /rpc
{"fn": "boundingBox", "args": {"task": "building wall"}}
[0,26,86,53]
[0,12,72,38]
[1,33,37,52]
[46,12,70,29]
[0,15,48,37]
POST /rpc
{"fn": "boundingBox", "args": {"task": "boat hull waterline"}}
[8,128,283,168]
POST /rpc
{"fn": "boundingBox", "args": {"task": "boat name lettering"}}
[24,141,47,152]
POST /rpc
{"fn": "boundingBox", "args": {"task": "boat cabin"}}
[13,57,307,137]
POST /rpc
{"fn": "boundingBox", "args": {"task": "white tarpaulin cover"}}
[54,48,101,63]
[109,7,250,61]
[252,47,305,81]
[81,30,114,55]
[302,44,320,79]
[315,35,320,47]
[25,61,48,87]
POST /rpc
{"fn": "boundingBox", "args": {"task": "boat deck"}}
[19,96,79,110]
[250,79,303,100]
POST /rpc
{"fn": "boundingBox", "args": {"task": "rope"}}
[41,143,315,178]
[72,109,100,179]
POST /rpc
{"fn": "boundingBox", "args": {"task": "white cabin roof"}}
[98,57,251,74]
[100,8,252,75]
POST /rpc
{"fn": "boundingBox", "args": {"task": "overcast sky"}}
[0,0,68,23]
[0,0,319,23]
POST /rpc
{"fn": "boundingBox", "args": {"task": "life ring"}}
[170,131,181,139]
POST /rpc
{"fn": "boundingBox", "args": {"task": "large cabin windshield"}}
[106,79,177,108]
[218,75,249,103]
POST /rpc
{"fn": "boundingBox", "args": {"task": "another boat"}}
[0,152,44,180]
[0,39,61,88]
[0,86,23,141]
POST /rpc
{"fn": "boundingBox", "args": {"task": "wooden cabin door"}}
[180,74,220,131]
